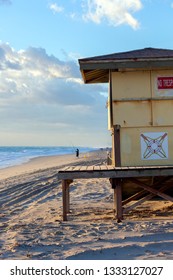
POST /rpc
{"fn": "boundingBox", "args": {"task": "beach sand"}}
[0,149,173,260]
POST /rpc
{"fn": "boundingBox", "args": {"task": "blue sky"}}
[0,0,173,147]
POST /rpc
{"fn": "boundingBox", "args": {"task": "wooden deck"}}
[58,164,173,179]
[58,165,173,222]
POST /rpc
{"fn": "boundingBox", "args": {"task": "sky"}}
[1,0,173,147]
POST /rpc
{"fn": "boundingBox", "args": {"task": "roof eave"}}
[79,58,173,71]
[79,58,173,83]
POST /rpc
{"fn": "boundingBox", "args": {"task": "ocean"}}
[0,146,96,169]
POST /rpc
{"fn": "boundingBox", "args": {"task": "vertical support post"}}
[113,188,116,213]
[66,179,73,213]
[62,180,68,221]
[112,125,121,167]
[66,183,70,213]
[111,178,123,222]
[62,179,73,221]
[116,180,123,222]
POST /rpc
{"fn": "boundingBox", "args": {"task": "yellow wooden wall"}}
[112,70,173,128]
[111,69,173,166]
[120,127,171,166]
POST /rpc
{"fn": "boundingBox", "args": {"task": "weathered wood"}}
[123,183,172,213]
[80,166,88,171]
[113,188,116,213]
[87,166,94,171]
[66,183,70,213]
[100,165,108,170]
[111,179,123,222]
[62,166,71,171]
[65,166,76,171]
[93,165,101,170]
[123,194,153,213]
[122,189,147,206]
[59,165,173,221]
[62,179,73,221]
[62,180,68,221]
[131,178,173,202]
[58,166,173,180]
[122,176,171,206]
[116,180,123,222]
[79,60,173,73]
[107,165,115,170]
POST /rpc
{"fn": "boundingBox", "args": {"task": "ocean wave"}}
[0,146,96,169]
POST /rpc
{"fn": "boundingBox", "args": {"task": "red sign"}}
[157,77,173,89]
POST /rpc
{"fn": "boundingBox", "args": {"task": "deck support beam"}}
[122,176,170,206]
[131,178,173,202]
[62,179,73,221]
[123,177,172,213]
[111,178,123,222]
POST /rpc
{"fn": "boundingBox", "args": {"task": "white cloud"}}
[49,2,63,14]
[0,43,109,146]
[47,0,142,30]
[0,43,94,105]
[83,0,142,29]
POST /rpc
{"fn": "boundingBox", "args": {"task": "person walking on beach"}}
[76,148,79,158]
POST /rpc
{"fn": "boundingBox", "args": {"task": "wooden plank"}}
[70,166,82,171]
[62,180,68,221]
[113,188,116,213]
[59,166,71,171]
[80,166,88,171]
[115,179,123,222]
[86,166,94,171]
[62,179,73,221]
[93,165,101,170]
[58,165,173,180]
[59,164,173,222]
[107,165,115,170]
[64,166,76,171]
[131,178,173,202]
[123,183,172,213]
[61,165,173,172]
[122,189,147,206]
[66,183,70,213]
[80,60,173,72]
[122,176,171,206]
[111,179,123,222]
[58,167,173,180]
[124,193,154,214]
[100,165,108,170]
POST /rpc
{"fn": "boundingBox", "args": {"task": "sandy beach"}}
[0,150,173,260]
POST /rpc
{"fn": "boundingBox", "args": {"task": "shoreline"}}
[0,153,74,180]
[0,149,105,181]
[0,146,102,175]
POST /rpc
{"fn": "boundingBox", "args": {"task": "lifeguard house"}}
[79,47,173,167]
[59,48,173,221]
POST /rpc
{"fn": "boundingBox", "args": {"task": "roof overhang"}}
[79,58,173,84]
[79,48,173,83]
